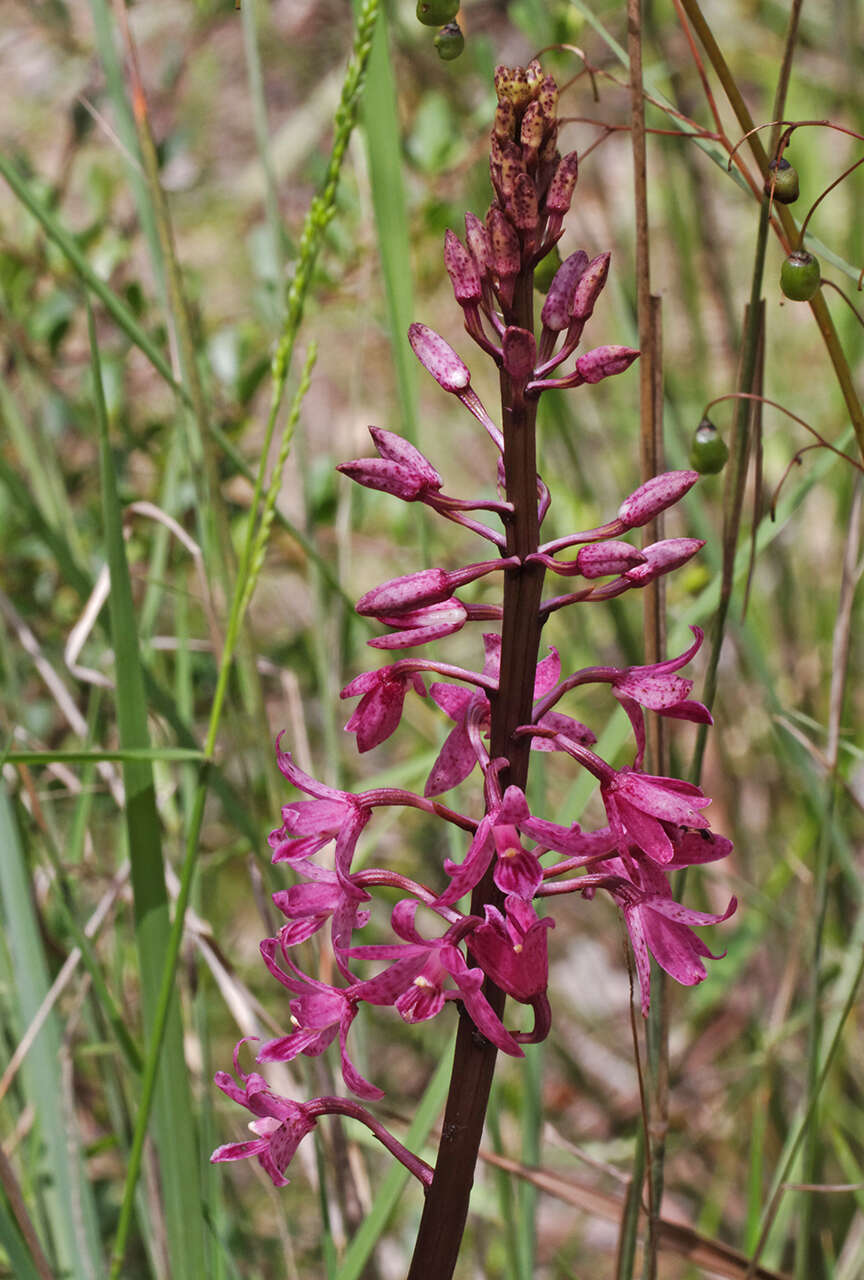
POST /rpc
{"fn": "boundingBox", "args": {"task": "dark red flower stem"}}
[407,269,545,1278]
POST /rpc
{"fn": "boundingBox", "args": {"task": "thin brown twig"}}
[703,393,864,475]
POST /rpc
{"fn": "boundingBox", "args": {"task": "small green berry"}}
[533,244,562,294]
[416,0,458,27]
[434,21,464,60]
[764,157,799,204]
[780,250,821,302]
[689,417,729,475]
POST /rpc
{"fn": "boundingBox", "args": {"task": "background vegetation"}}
[1,0,862,1276]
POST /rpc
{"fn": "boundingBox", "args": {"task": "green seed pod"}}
[780,250,821,302]
[764,157,799,204]
[434,21,464,60]
[689,417,729,475]
[416,0,459,25]
[533,244,562,294]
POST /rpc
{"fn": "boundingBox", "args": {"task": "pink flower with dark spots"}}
[603,769,711,864]
[469,896,554,1042]
[256,940,382,1100]
[347,901,523,1056]
[272,861,371,951]
[548,733,712,866]
[596,854,735,1012]
[270,746,370,876]
[341,664,427,752]
[535,627,711,769]
[609,627,712,766]
[491,819,543,900]
[212,1045,317,1187]
[436,785,531,905]
[271,745,370,888]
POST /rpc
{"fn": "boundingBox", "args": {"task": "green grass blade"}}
[516,1042,542,1280]
[91,305,207,1276]
[241,0,287,303]
[3,748,208,765]
[0,1184,47,1280]
[0,788,102,1279]
[358,5,418,444]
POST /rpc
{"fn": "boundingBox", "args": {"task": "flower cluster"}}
[213,58,735,1191]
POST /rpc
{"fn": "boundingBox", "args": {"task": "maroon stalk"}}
[406,174,546,1280]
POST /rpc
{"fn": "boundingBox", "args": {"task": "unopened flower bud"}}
[539,132,560,167]
[576,541,646,578]
[502,326,537,380]
[368,598,468,649]
[334,426,443,501]
[337,457,428,501]
[408,322,471,392]
[498,139,527,200]
[625,537,705,584]
[357,568,452,616]
[525,59,544,95]
[570,251,610,322]
[487,206,521,284]
[494,65,533,111]
[509,172,539,233]
[464,211,492,278]
[338,426,441,500]
[444,229,482,305]
[520,101,545,157]
[358,557,511,617]
[575,344,640,384]
[368,426,441,483]
[536,75,559,120]
[617,471,699,528]
[541,250,589,331]
[493,99,517,142]
[545,151,579,215]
